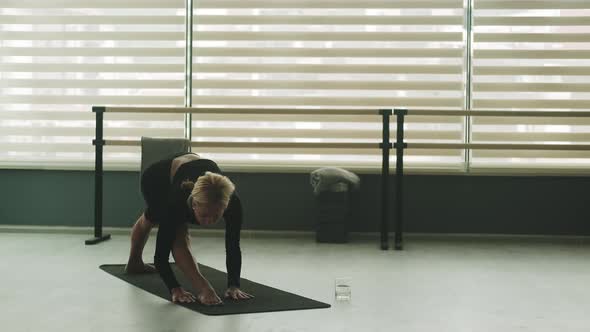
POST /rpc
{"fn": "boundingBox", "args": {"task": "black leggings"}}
[140,157,175,225]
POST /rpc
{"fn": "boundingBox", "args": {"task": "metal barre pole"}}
[95,106,590,118]
[407,142,590,151]
[398,109,590,118]
[379,109,392,250]
[101,106,375,116]
[104,140,379,149]
[86,106,111,245]
[394,108,408,251]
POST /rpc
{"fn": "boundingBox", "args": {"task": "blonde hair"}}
[184,172,235,208]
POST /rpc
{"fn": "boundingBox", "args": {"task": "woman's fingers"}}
[171,288,198,303]
[236,290,252,299]
[227,290,254,300]
[197,294,222,306]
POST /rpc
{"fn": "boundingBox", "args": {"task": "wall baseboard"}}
[0,225,316,239]
[1,225,589,244]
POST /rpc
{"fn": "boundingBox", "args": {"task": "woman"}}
[125,152,253,305]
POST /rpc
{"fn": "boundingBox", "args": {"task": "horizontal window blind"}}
[471,0,590,170]
[191,0,467,169]
[0,0,186,170]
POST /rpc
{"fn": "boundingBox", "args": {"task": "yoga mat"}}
[100,264,331,315]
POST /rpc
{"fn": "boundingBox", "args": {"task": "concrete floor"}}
[1,231,589,332]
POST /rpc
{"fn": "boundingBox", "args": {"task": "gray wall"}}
[1,169,589,235]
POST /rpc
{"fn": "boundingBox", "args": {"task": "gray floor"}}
[1,231,589,332]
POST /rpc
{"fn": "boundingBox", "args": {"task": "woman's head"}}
[188,172,235,225]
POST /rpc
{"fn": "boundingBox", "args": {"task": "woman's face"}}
[192,202,224,226]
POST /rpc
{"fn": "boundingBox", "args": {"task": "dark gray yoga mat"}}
[100,264,330,315]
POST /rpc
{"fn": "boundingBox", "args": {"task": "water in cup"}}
[335,277,352,301]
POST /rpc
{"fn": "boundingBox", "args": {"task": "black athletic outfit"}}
[140,152,242,292]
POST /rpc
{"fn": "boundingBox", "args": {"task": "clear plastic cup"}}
[335,277,352,301]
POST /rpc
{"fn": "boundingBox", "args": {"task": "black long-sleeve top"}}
[149,158,242,292]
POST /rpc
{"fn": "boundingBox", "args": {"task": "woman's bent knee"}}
[139,213,156,230]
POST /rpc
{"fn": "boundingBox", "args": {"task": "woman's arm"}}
[173,233,222,305]
[170,224,215,293]
[224,193,243,288]
[223,193,254,300]
[155,223,222,305]
[154,223,181,291]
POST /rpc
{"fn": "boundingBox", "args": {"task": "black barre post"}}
[379,109,392,250]
[86,106,111,245]
[393,108,407,250]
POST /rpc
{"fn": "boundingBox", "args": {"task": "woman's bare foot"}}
[125,260,157,274]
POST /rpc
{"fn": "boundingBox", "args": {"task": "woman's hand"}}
[171,287,196,303]
[224,287,254,301]
[197,287,223,306]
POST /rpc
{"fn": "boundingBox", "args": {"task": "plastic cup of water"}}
[335,277,352,301]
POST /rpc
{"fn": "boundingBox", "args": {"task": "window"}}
[190,0,466,170]
[471,0,590,171]
[0,0,186,169]
[1,0,588,173]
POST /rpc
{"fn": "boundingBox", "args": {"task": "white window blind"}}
[191,0,467,170]
[0,0,186,170]
[471,0,590,171]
